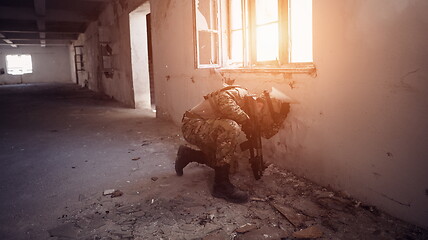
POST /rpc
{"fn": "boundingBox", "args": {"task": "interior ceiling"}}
[0,0,111,47]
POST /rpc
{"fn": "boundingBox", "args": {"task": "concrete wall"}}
[72,0,151,106]
[151,0,428,228]
[76,0,428,228]
[0,46,72,85]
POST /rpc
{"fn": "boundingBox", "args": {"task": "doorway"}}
[129,2,155,111]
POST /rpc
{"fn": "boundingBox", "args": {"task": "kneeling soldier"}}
[175,85,292,203]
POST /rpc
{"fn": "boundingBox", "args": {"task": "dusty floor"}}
[0,83,426,240]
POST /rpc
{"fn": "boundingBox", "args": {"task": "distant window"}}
[6,55,33,75]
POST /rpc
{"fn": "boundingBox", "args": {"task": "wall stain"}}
[394,68,420,92]
[380,192,411,207]
[373,172,381,178]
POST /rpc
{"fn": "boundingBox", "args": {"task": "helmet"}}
[257,88,292,139]
[263,87,292,122]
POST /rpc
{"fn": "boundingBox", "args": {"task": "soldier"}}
[175,85,291,203]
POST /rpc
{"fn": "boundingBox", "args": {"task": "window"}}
[6,55,33,75]
[193,0,221,68]
[193,0,313,70]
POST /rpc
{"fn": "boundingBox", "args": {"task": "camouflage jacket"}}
[189,85,250,124]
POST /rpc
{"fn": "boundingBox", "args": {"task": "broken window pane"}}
[198,31,219,65]
[196,0,218,30]
[195,0,220,67]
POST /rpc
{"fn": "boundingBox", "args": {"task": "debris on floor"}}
[52,164,428,240]
[235,223,258,233]
[111,190,123,198]
[292,225,324,239]
[103,189,116,196]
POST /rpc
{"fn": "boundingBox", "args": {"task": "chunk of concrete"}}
[271,203,307,227]
[292,225,324,239]
[235,223,258,233]
[103,189,115,196]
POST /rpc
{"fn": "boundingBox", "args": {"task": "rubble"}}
[103,189,115,196]
[49,164,428,240]
[292,225,324,239]
[235,223,258,233]
[111,190,123,198]
[270,202,307,227]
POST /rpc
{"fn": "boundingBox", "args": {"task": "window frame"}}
[5,54,33,76]
[192,0,222,69]
[193,0,315,74]
[227,0,290,68]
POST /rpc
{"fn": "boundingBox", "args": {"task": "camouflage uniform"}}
[177,85,290,203]
[181,86,250,167]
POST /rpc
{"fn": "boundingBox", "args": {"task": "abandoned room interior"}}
[0,0,427,239]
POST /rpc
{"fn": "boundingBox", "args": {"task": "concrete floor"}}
[0,83,427,240]
[0,83,182,239]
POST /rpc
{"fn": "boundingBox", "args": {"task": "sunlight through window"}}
[207,0,314,68]
[290,0,313,63]
[6,55,33,75]
[256,0,279,62]
[230,0,243,62]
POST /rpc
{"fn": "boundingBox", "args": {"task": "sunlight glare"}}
[256,0,279,62]
[6,55,33,75]
[290,0,313,63]
[256,23,279,62]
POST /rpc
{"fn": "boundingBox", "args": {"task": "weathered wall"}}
[150,0,428,228]
[0,46,72,85]
[72,0,150,107]
[75,0,428,227]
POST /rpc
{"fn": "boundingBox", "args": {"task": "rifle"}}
[240,96,266,180]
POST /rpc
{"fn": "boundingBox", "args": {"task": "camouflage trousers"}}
[181,115,241,167]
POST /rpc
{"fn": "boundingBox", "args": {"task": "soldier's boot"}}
[175,145,207,176]
[212,165,248,203]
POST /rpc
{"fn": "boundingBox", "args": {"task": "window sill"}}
[217,63,316,75]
